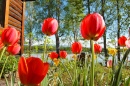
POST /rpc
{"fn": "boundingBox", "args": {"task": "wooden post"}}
[4,0,10,28]
[21,1,26,55]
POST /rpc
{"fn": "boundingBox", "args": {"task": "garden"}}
[0,0,130,86]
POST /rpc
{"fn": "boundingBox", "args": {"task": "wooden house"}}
[0,0,35,55]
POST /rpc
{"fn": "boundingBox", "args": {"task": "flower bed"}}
[0,13,130,86]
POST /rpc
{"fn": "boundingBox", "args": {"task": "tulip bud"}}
[42,18,58,36]
[118,36,127,47]
[94,44,102,54]
[80,13,106,41]
[49,52,58,59]
[1,26,20,46]
[71,42,82,54]
[7,43,21,55]
[0,38,4,50]
[107,60,112,68]
[59,51,67,59]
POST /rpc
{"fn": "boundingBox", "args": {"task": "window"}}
[0,0,5,27]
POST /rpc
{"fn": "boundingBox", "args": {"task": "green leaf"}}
[125,77,130,86]
[111,49,130,86]
[5,76,9,86]
[41,75,48,86]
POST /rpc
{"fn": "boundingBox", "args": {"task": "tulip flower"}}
[108,48,117,56]
[42,18,58,36]
[49,52,58,59]
[7,43,21,55]
[1,26,20,46]
[0,38,4,50]
[0,29,3,36]
[94,44,102,54]
[71,42,82,54]
[53,58,60,66]
[107,60,112,68]
[72,54,77,60]
[125,39,130,48]
[80,13,106,41]
[118,36,127,47]
[18,57,49,85]
[59,51,67,59]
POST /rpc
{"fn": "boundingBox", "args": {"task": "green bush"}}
[0,55,18,77]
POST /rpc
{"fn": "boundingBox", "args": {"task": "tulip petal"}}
[95,26,106,41]
[60,51,67,59]
[80,13,105,40]
[18,57,28,84]
[1,27,20,46]
[7,43,21,55]
[118,36,127,47]
[26,57,49,84]
[42,18,58,36]
[71,42,82,54]
[18,57,49,85]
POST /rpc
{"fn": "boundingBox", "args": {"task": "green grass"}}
[48,61,130,86]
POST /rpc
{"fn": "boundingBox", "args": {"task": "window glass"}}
[0,0,4,27]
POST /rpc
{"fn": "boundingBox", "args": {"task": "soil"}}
[0,71,19,86]
[0,78,19,86]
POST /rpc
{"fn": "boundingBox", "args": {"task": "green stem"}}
[83,55,88,86]
[112,56,115,73]
[96,54,98,64]
[111,56,115,83]
[42,36,47,61]
[0,56,9,79]
[122,47,124,55]
[90,40,94,86]
[73,54,78,86]
[0,47,6,62]
[123,47,128,66]
[61,60,73,83]
[111,49,130,86]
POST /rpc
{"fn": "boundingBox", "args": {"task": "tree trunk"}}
[117,0,120,61]
[28,33,32,57]
[55,0,60,55]
[87,0,90,13]
[101,0,108,66]
[55,33,59,54]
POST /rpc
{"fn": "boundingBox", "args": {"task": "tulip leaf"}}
[125,77,130,86]
[111,48,130,86]
[5,76,9,86]
[57,76,65,86]
[100,73,105,82]
[11,72,15,86]
[41,75,48,86]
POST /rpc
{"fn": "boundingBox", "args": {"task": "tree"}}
[25,2,37,56]
[101,0,108,66]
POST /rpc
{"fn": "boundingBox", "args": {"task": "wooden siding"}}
[2,0,25,55]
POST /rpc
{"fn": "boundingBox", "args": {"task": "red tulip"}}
[1,26,20,46]
[71,42,82,54]
[59,51,67,59]
[94,44,102,54]
[49,52,58,59]
[42,18,58,36]
[80,13,106,41]
[0,38,4,50]
[118,36,127,47]
[107,60,112,68]
[18,57,49,85]
[7,43,21,55]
